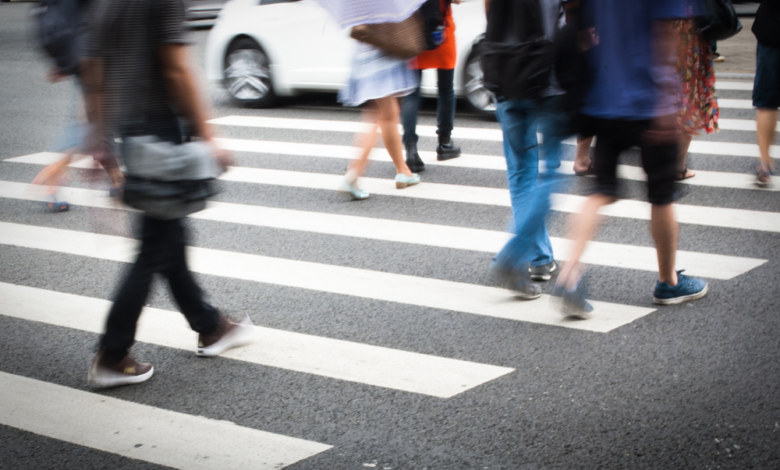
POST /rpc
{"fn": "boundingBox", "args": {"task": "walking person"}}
[84,0,252,388]
[31,0,124,211]
[752,0,780,188]
[483,0,573,299]
[402,0,462,173]
[553,0,709,318]
[673,9,720,181]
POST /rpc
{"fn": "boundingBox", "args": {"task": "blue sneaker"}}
[551,281,594,319]
[653,270,708,305]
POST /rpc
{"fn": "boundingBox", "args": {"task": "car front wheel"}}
[224,38,275,107]
[463,46,496,117]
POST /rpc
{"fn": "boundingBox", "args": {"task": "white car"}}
[204,0,495,114]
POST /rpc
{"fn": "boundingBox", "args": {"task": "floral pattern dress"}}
[675,19,719,135]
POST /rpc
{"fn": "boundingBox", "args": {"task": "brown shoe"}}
[88,353,154,388]
[197,314,254,357]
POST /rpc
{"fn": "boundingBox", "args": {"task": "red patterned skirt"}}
[675,19,719,135]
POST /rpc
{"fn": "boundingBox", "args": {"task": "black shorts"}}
[753,43,780,110]
[586,116,678,205]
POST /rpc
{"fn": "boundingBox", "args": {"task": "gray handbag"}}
[121,136,225,220]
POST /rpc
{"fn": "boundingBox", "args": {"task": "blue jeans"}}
[402,68,456,144]
[493,96,566,272]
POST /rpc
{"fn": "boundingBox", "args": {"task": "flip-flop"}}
[676,165,695,181]
[46,198,69,213]
[574,162,595,176]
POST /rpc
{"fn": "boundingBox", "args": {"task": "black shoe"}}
[528,261,557,282]
[405,142,426,173]
[436,138,461,161]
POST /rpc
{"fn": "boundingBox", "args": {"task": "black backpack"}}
[481,0,552,100]
[33,0,81,76]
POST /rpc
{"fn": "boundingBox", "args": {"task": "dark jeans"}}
[100,216,220,363]
[402,68,456,144]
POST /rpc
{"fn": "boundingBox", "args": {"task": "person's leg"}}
[756,108,778,173]
[99,216,166,363]
[642,126,708,303]
[401,70,422,146]
[557,119,627,289]
[348,105,380,180]
[436,68,461,160]
[157,218,221,334]
[573,136,593,174]
[376,96,413,176]
[650,203,678,285]
[493,99,552,273]
[677,132,695,179]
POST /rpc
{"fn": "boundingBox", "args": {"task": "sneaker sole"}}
[197,318,254,357]
[530,273,553,282]
[653,284,709,305]
[88,366,154,388]
[514,291,542,300]
[395,181,420,189]
[436,153,461,161]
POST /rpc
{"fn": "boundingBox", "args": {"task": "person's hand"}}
[206,138,232,170]
[577,27,599,51]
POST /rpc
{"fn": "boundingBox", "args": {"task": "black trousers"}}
[100,216,220,362]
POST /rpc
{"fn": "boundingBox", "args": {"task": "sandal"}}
[574,161,595,176]
[676,165,695,181]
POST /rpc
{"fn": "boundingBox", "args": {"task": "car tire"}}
[462,44,496,117]
[224,38,275,108]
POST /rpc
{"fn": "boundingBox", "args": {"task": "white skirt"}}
[338,43,420,107]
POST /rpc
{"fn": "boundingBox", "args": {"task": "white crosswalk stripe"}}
[0,181,766,279]
[0,221,656,333]
[0,371,332,470]
[715,80,753,91]
[0,282,513,397]
[7,154,779,231]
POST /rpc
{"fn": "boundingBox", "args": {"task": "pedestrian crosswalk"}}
[0,82,775,468]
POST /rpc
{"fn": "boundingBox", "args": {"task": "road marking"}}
[0,181,766,280]
[5,155,779,232]
[0,283,513,398]
[716,80,753,91]
[718,98,753,109]
[0,221,656,333]
[0,371,331,470]
[11,143,780,192]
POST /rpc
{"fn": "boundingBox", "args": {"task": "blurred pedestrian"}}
[402,0,462,173]
[752,0,779,188]
[553,0,709,318]
[84,0,252,388]
[31,0,124,211]
[673,7,720,180]
[483,0,573,299]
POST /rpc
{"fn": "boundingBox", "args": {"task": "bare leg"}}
[651,203,678,285]
[375,96,413,176]
[347,106,379,181]
[756,108,778,172]
[677,133,695,178]
[557,193,614,289]
[573,136,593,173]
[32,151,74,197]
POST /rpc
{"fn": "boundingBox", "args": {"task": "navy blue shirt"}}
[582,0,689,120]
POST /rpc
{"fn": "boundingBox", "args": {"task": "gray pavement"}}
[0,3,779,470]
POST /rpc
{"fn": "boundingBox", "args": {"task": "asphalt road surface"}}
[1,3,779,469]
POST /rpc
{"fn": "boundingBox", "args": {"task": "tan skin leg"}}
[756,108,778,173]
[557,193,612,290]
[677,132,695,178]
[651,203,679,285]
[346,97,413,183]
[573,136,593,174]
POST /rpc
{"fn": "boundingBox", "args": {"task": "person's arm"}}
[158,44,231,166]
[484,0,490,17]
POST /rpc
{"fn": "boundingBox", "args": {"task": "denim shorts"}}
[753,43,780,109]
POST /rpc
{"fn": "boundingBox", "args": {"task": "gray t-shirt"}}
[87,0,188,136]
